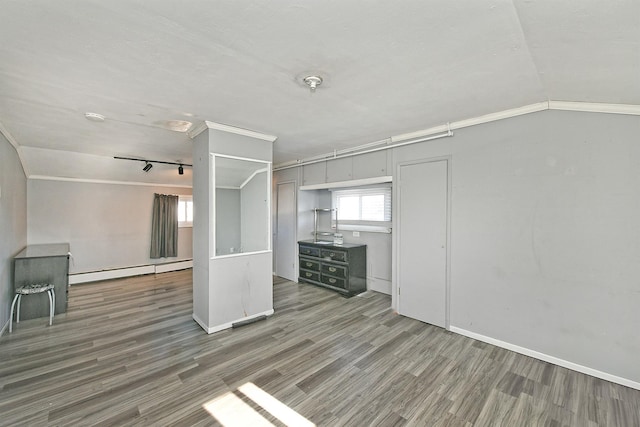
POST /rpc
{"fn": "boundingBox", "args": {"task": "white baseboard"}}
[193,309,274,334]
[69,260,193,284]
[367,277,392,295]
[449,326,640,391]
[154,260,193,274]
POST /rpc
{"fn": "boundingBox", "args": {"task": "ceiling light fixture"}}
[114,156,192,176]
[155,119,193,132]
[303,75,323,93]
[84,112,105,122]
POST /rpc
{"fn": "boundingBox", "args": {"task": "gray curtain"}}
[150,193,179,258]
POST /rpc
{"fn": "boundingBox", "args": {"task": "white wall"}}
[0,135,27,331]
[216,188,240,255]
[273,109,640,386]
[392,109,640,385]
[27,179,193,274]
[241,170,269,253]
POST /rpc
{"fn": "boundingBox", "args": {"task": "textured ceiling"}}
[0,0,638,185]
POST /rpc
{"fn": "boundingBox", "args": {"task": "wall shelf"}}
[312,208,338,243]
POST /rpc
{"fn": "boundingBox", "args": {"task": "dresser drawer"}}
[299,269,320,282]
[321,249,347,262]
[321,263,347,278]
[321,274,346,289]
[299,245,320,258]
[300,258,321,271]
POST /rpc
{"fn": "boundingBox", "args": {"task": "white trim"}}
[211,250,272,260]
[154,260,193,274]
[68,260,193,284]
[390,102,549,143]
[188,120,277,142]
[28,175,192,189]
[69,265,156,284]
[240,167,269,189]
[0,121,29,176]
[450,326,640,391]
[300,176,393,191]
[548,101,640,116]
[193,309,274,334]
[336,224,391,233]
[213,153,272,164]
[449,102,550,133]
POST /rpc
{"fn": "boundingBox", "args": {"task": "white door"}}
[275,182,296,281]
[398,159,448,327]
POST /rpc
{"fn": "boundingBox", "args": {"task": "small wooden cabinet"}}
[298,240,366,296]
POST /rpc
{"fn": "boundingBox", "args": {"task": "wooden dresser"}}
[298,240,366,297]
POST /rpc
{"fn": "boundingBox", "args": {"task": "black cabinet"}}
[298,240,366,296]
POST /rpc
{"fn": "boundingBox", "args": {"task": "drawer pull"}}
[305,272,312,278]
[329,278,337,284]
[328,267,337,273]
[306,262,313,267]
[329,252,335,257]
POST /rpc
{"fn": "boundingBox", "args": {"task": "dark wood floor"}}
[1,270,638,426]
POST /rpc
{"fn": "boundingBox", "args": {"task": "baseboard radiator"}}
[68,260,193,285]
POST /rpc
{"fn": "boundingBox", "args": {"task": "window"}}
[331,186,392,233]
[178,195,193,227]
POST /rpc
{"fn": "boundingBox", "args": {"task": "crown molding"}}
[188,120,277,142]
[0,121,30,177]
[549,101,640,116]
[28,175,192,189]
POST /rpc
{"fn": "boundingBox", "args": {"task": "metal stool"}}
[9,283,55,333]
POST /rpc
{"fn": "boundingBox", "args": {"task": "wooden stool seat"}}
[10,283,56,333]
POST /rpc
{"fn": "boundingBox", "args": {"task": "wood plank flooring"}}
[1,270,638,426]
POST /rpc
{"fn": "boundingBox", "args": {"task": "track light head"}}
[178,165,184,175]
[143,162,153,172]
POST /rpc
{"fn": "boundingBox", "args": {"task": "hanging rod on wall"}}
[272,128,453,172]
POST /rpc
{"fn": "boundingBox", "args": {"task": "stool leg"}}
[52,289,56,317]
[9,293,20,333]
[47,290,53,326]
[16,294,22,323]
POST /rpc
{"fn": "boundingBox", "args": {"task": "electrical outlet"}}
[353,231,360,237]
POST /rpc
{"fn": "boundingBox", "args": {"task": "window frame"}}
[178,195,193,228]
[330,185,392,233]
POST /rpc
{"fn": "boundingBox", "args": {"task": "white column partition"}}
[191,121,276,333]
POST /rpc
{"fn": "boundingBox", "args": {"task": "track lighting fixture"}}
[114,156,192,175]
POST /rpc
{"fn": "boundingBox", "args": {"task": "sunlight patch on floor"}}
[203,382,316,427]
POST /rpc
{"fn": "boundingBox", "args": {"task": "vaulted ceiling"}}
[1,1,638,186]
